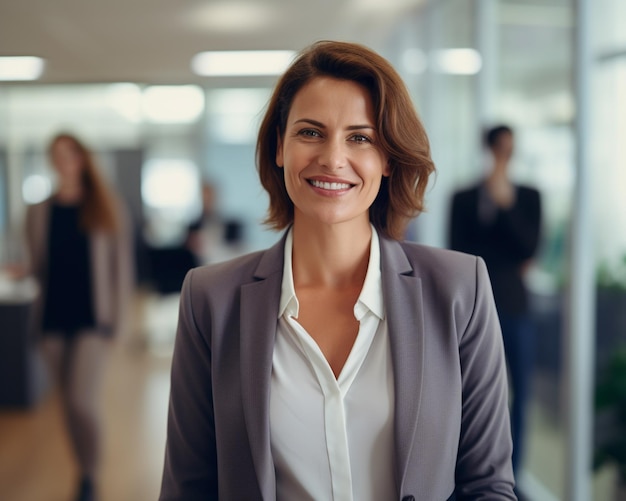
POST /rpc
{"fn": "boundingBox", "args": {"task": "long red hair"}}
[48,133,120,234]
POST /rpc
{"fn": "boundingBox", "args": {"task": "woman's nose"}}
[318,138,347,170]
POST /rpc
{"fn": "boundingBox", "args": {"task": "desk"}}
[0,276,48,408]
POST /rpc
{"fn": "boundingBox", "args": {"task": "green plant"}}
[595,348,626,482]
[597,254,626,292]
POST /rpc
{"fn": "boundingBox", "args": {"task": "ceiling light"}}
[191,50,295,77]
[22,174,52,205]
[0,56,45,81]
[431,49,482,75]
[106,83,143,123]
[141,159,200,210]
[346,0,422,14]
[185,2,274,32]
[142,85,205,123]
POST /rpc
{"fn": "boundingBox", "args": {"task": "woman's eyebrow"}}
[292,118,375,131]
[346,125,375,131]
[293,118,325,128]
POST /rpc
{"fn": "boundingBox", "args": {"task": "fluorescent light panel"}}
[0,56,45,81]
[191,50,295,76]
[142,85,205,123]
[432,49,482,75]
[185,2,274,32]
[142,159,199,210]
[401,48,483,75]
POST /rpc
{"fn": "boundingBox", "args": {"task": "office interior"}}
[0,0,624,500]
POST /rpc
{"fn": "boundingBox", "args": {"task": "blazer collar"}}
[239,232,425,498]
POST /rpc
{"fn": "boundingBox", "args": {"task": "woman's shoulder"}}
[186,247,276,292]
[396,241,493,321]
[24,197,53,226]
[515,184,541,203]
[395,240,487,292]
[27,197,52,212]
[399,240,480,271]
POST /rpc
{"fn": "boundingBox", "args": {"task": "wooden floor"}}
[0,293,176,501]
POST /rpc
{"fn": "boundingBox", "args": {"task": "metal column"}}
[565,0,595,499]
[474,0,498,129]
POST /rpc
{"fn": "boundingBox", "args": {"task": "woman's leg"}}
[500,314,534,475]
[64,332,111,500]
[40,335,66,385]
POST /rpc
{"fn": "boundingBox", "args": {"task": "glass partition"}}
[590,1,626,498]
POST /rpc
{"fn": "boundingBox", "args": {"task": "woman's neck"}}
[55,181,84,205]
[291,219,372,289]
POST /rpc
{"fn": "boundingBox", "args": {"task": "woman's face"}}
[50,138,85,182]
[276,76,389,230]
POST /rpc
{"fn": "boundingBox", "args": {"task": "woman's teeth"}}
[310,179,351,190]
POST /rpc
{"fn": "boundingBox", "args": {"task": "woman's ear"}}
[276,131,284,168]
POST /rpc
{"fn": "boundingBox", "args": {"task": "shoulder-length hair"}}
[256,40,435,240]
[48,133,120,234]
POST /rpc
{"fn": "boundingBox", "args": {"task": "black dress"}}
[42,203,95,336]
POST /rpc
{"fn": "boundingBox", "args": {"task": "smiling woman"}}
[257,41,434,240]
[160,40,516,501]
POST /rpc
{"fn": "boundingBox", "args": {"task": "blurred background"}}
[0,0,624,500]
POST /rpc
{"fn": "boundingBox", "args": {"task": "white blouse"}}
[270,227,396,501]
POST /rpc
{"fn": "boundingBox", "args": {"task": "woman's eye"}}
[351,134,371,144]
[298,129,321,138]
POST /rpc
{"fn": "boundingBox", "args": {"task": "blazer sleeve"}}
[160,269,219,500]
[455,257,516,500]
[23,202,42,277]
[112,199,135,337]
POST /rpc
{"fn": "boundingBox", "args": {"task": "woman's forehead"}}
[287,77,375,123]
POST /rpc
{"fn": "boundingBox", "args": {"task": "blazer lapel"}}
[380,237,426,492]
[239,234,286,500]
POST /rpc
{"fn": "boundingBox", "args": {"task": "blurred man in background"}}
[449,125,542,490]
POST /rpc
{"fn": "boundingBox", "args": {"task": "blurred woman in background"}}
[24,132,133,501]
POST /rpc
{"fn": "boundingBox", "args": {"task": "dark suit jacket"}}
[159,233,516,500]
[449,183,541,315]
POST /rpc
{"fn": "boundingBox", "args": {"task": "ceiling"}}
[0,0,574,118]
[0,0,426,86]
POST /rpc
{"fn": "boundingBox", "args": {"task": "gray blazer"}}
[160,233,516,500]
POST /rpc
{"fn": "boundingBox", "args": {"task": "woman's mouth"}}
[308,179,353,191]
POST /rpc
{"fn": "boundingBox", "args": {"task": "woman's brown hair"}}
[48,133,120,234]
[256,40,435,240]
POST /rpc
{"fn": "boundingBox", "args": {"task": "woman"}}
[160,41,515,500]
[25,133,133,501]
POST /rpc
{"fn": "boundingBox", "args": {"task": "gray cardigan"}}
[160,233,516,500]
